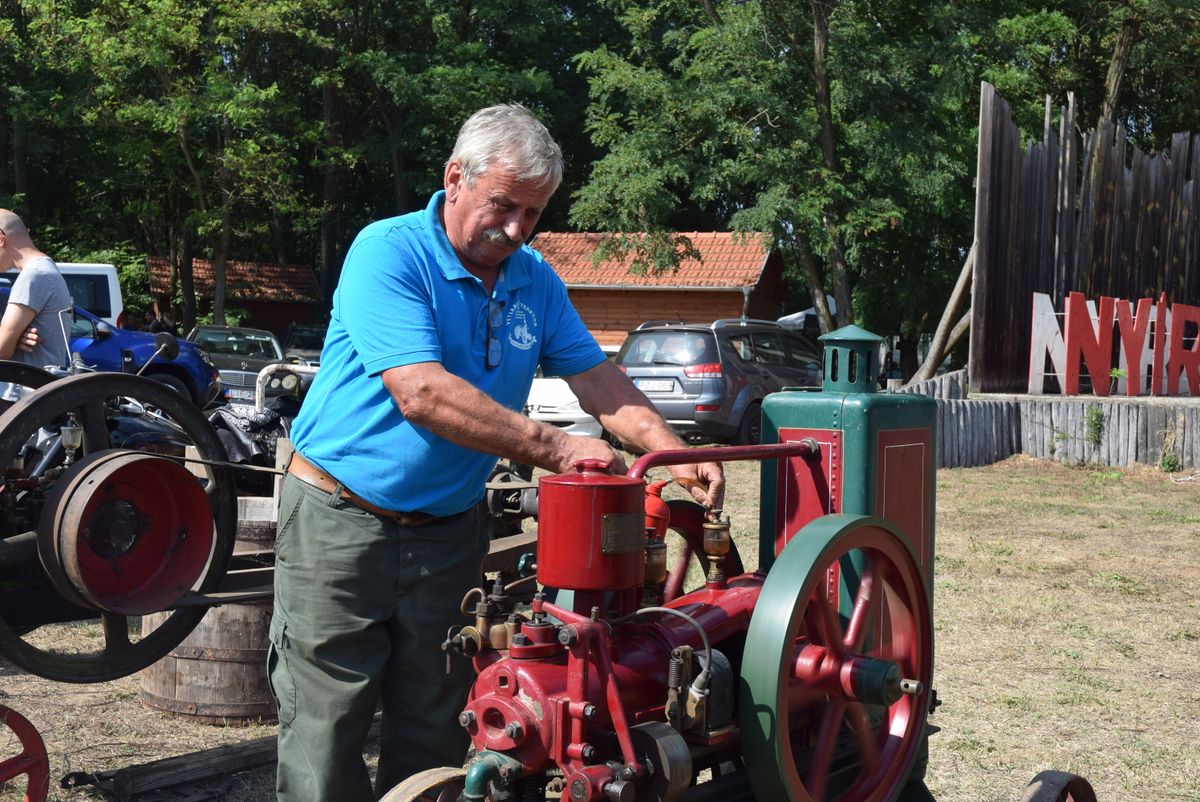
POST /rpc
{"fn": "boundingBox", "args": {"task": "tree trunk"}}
[0,111,8,193]
[319,79,344,307]
[809,0,853,326]
[211,116,235,326]
[792,239,835,335]
[391,134,410,214]
[897,334,919,382]
[11,113,28,195]
[271,213,292,266]
[1101,13,1141,123]
[178,229,197,333]
[212,203,232,325]
[911,244,974,383]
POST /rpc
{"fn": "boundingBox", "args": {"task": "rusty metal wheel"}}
[739,514,933,802]
[0,705,50,802]
[661,499,743,602]
[1019,771,1098,802]
[379,766,468,802]
[0,372,236,683]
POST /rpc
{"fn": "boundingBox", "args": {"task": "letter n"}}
[1064,292,1115,396]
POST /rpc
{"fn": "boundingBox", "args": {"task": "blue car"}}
[0,281,222,407]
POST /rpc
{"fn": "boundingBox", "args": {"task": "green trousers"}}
[269,474,488,801]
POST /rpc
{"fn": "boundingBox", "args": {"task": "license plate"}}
[226,387,255,401]
[637,379,674,392]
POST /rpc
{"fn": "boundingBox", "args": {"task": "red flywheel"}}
[0,705,50,802]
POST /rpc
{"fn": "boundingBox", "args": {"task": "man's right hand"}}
[552,435,629,476]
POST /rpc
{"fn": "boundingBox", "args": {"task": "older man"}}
[271,104,724,801]
[0,210,71,368]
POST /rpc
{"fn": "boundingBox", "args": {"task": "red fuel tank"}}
[537,460,646,590]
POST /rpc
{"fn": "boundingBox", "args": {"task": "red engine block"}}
[433,443,933,802]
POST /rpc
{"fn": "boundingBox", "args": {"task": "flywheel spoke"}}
[805,698,845,800]
[846,701,881,774]
[806,589,846,660]
[843,562,880,652]
[101,613,133,652]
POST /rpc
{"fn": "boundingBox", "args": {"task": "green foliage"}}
[2,0,1199,338]
[1084,407,1105,449]
[1158,451,1182,473]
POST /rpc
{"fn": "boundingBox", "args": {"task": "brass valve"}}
[701,513,731,585]
[643,530,667,606]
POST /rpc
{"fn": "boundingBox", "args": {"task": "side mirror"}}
[95,321,114,340]
[154,332,180,361]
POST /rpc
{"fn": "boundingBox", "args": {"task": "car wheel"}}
[147,373,191,401]
[734,401,762,446]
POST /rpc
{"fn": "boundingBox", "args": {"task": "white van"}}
[55,263,125,328]
[5,262,125,328]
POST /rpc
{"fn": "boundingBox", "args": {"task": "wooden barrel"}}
[138,497,277,725]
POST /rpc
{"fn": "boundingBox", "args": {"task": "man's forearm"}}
[383,363,619,474]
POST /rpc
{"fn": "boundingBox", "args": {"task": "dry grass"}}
[3,455,1199,801]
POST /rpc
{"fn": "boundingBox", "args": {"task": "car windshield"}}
[618,332,716,367]
[195,330,282,359]
[286,327,326,350]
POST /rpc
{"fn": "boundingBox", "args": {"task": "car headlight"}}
[198,349,214,367]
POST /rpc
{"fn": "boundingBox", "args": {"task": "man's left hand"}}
[667,460,725,516]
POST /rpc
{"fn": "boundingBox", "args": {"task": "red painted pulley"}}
[537,459,646,590]
[0,705,50,802]
[37,449,215,615]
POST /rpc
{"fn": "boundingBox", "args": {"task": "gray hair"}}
[448,104,563,193]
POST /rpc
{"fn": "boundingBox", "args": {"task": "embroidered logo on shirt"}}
[506,302,538,351]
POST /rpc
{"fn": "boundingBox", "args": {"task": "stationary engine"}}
[387,327,938,802]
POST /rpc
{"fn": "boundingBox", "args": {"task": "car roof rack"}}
[634,320,687,329]
[711,318,783,329]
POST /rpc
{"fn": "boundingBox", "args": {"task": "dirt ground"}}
[2,455,1198,802]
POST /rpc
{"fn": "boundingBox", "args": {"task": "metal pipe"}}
[254,362,318,411]
[628,439,819,480]
[458,751,522,801]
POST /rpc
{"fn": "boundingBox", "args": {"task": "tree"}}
[572,0,977,370]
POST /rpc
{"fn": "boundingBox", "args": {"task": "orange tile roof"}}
[530,232,773,289]
[147,256,322,303]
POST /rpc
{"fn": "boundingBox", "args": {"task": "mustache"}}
[483,228,518,248]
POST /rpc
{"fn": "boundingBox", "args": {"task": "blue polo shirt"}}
[290,191,604,515]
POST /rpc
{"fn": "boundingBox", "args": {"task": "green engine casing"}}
[758,325,937,599]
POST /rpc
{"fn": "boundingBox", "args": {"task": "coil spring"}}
[668,650,684,689]
[520,777,546,802]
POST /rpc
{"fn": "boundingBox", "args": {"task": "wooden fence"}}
[970,83,1200,394]
[898,370,1200,469]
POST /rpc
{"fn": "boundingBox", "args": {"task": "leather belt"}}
[287,452,438,527]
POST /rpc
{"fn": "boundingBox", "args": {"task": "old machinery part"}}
[701,514,731,585]
[37,450,214,614]
[1019,771,1098,802]
[661,500,742,603]
[537,459,646,591]
[739,514,932,802]
[617,606,712,732]
[0,704,50,802]
[483,460,537,537]
[0,372,236,683]
[641,535,667,606]
[628,721,691,802]
[378,765,467,802]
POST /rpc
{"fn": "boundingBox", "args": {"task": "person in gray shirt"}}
[0,209,72,369]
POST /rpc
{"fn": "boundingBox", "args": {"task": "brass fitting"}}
[702,514,731,585]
